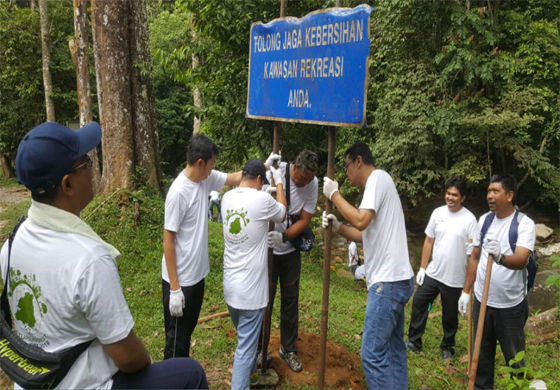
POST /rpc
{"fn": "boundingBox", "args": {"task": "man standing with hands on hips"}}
[322,142,414,390]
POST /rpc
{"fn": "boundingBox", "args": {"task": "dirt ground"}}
[220,330,365,389]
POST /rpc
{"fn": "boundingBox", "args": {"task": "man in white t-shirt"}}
[0,121,207,389]
[322,142,414,390]
[406,177,479,362]
[458,174,536,389]
[221,158,287,390]
[208,190,221,222]
[163,135,275,359]
[259,150,318,373]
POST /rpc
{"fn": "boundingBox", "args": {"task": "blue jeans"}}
[362,278,414,390]
[227,305,265,390]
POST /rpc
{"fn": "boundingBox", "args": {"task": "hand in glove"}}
[321,211,340,233]
[323,177,339,201]
[265,152,281,170]
[270,167,284,187]
[416,268,426,286]
[458,292,470,317]
[466,241,474,256]
[483,238,503,264]
[169,288,185,317]
[267,231,283,248]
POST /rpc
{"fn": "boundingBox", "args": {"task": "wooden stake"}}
[468,255,494,389]
[198,311,229,323]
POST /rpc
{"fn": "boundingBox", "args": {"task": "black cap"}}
[242,158,269,185]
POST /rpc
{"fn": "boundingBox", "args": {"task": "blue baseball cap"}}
[15,121,102,194]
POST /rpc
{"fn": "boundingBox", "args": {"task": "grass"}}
[0,176,19,189]
[1,187,559,389]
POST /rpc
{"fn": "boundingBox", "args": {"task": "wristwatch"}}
[282,232,289,243]
[496,254,506,265]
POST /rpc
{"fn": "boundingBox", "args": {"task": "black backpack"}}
[480,210,538,291]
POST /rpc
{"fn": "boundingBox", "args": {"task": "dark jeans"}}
[472,297,528,389]
[112,358,208,389]
[259,250,301,353]
[162,278,205,359]
[408,275,463,351]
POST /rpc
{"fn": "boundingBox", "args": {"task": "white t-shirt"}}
[0,220,134,390]
[348,241,358,266]
[221,187,285,310]
[162,170,227,286]
[359,169,414,289]
[425,206,479,288]
[473,211,536,308]
[264,162,318,255]
[209,190,220,202]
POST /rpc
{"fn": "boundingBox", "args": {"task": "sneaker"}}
[406,340,422,354]
[256,351,273,368]
[442,348,454,363]
[279,346,303,372]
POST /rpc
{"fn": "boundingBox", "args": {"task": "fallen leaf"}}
[154,330,159,337]
[354,334,361,340]
[200,325,216,330]
[126,287,132,292]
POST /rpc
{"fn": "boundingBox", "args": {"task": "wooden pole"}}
[468,255,494,390]
[261,1,286,374]
[318,127,336,388]
[467,290,473,374]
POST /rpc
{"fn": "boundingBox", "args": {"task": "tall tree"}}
[69,0,102,191]
[91,0,160,192]
[38,0,55,121]
[190,13,201,134]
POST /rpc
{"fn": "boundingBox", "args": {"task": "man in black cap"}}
[0,121,208,389]
[221,158,286,390]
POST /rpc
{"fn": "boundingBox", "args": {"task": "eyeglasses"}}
[344,158,357,170]
[70,155,92,173]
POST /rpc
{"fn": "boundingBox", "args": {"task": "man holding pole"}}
[322,142,414,390]
[260,150,318,373]
[406,177,478,362]
[459,174,535,389]
[221,158,286,390]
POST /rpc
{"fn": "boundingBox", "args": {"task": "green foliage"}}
[544,255,560,289]
[0,1,79,173]
[495,351,545,390]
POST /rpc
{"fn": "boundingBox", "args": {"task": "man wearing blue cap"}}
[0,121,208,389]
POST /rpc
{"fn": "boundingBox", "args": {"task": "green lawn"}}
[1,188,558,389]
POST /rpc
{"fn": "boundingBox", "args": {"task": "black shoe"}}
[442,348,454,363]
[279,346,302,372]
[406,340,422,354]
[256,351,273,368]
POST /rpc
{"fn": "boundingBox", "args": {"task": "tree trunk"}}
[0,153,15,178]
[191,13,201,134]
[129,0,161,191]
[30,0,37,12]
[69,0,102,193]
[39,0,55,121]
[91,0,134,192]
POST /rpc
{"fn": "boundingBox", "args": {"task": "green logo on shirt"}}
[224,208,250,244]
[8,269,48,332]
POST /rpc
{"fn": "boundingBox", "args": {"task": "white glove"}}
[416,268,426,286]
[169,288,185,317]
[323,177,339,201]
[267,231,283,248]
[270,166,284,187]
[265,152,281,170]
[321,211,340,233]
[466,241,474,256]
[266,186,277,195]
[458,292,470,317]
[483,238,502,263]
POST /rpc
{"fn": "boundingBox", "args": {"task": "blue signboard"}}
[247,4,372,127]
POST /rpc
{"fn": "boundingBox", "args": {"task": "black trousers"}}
[259,250,301,353]
[407,275,463,351]
[472,297,528,390]
[162,278,205,359]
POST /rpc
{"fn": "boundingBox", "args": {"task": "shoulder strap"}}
[285,163,291,208]
[480,212,495,245]
[2,216,27,325]
[509,210,523,253]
